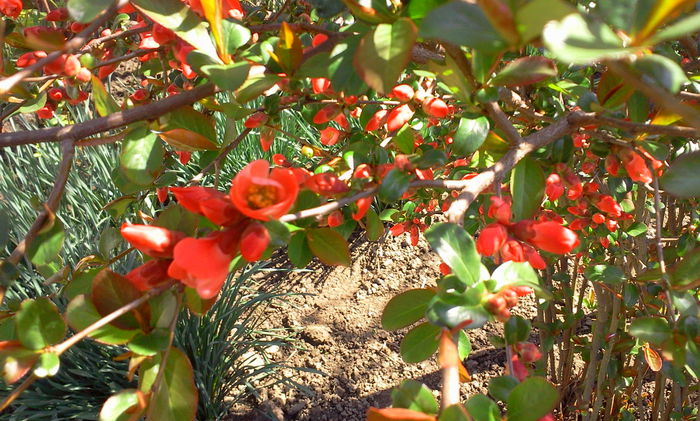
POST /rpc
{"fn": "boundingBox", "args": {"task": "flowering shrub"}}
[1,0,700,420]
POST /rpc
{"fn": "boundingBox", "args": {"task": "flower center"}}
[247,184,278,209]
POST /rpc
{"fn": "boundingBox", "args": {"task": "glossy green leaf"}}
[626,222,648,237]
[17,92,47,114]
[307,228,351,266]
[132,0,218,59]
[420,2,507,52]
[34,352,60,377]
[515,0,576,43]
[100,389,144,421]
[488,375,520,402]
[504,315,531,345]
[650,12,700,43]
[670,248,700,288]
[26,219,64,266]
[366,208,384,241]
[379,169,412,202]
[452,116,489,156]
[458,330,472,360]
[506,377,559,421]
[328,35,368,94]
[490,57,557,87]
[491,261,550,299]
[630,316,672,345]
[160,106,217,145]
[424,223,481,289]
[128,329,171,356]
[633,54,688,94]
[144,348,198,421]
[510,158,545,221]
[428,53,472,103]
[399,322,440,363]
[426,295,491,330]
[67,0,113,23]
[354,18,417,93]
[584,264,626,284]
[91,75,120,117]
[16,297,66,350]
[660,151,700,198]
[381,288,435,331]
[391,380,439,415]
[288,231,312,268]
[221,19,251,53]
[200,61,250,92]
[465,394,500,421]
[120,126,164,186]
[66,295,139,345]
[542,13,634,64]
[439,404,470,421]
[406,0,447,22]
[92,269,148,330]
[235,72,282,103]
[393,124,415,154]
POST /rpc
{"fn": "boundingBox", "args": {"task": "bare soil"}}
[229,232,538,421]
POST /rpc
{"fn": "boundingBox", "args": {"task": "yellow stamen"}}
[247,184,278,209]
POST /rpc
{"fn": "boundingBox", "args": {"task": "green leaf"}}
[354,18,417,93]
[100,389,144,421]
[504,315,531,345]
[515,0,576,43]
[393,124,415,154]
[399,322,440,363]
[128,329,171,356]
[406,0,447,23]
[633,54,688,94]
[144,348,198,421]
[200,61,251,92]
[379,169,412,202]
[92,269,148,331]
[491,261,551,299]
[329,35,368,94]
[16,297,66,350]
[120,126,164,186]
[0,209,8,250]
[132,0,218,59]
[510,158,545,221]
[488,375,520,402]
[18,91,47,114]
[420,2,507,53]
[98,226,122,259]
[660,151,700,198]
[160,106,216,145]
[91,75,120,117]
[288,231,312,268]
[458,330,472,360]
[626,222,648,237]
[428,53,472,103]
[452,116,489,156]
[235,73,282,103]
[0,259,19,288]
[630,317,672,345]
[426,295,491,330]
[584,264,626,284]
[651,12,700,44]
[670,248,700,288]
[67,0,113,23]
[424,223,481,289]
[306,228,351,266]
[382,288,435,331]
[65,295,139,345]
[26,219,64,266]
[465,394,500,421]
[221,19,251,53]
[506,377,559,421]
[542,13,635,64]
[391,380,439,415]
[365,208,385,241]
[439,404,470,421]
[34,352,60,377]
[491,57,557,87]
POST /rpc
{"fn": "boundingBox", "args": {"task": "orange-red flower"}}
[170,186,242,226]
[230,160,299,220]
[120,223,185,258]
[168,230,239,299]
[352,196,373,221]
[304,173,349,196]
[0,0,22,18]
[619,148,652,184]
[126,259,172,291]
[476,223,508,256]
[529,221,579,254]
[594,195,623,218]
[240,223,270,262]
[319,126,342,146]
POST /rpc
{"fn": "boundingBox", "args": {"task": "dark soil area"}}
[229,232,539,421]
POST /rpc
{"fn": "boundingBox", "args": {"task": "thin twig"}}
[189,127,252,184]
[0,374,38,412]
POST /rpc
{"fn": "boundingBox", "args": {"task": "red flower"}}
[386,104,414,132]
[422,97,448,118]
[0,0,22,18]
[311,77,332,95]
[320,126,341,146]
[120,223,185,258]
[313,104,341,124]
[240,223,270,262]
[619,148,652,184]
[566,182,583,200]
[545,173,564,201]
[529,221,579,254]
[230,160,299,220]
[170,186,242,226]
[352,196,372,221]
[365,109,388,131]
[501,239,525,263]
[488,196,512,225]
[594,195,622,218]
[168,231,239,299]
[327,210,344,227]
[516,342,543,363]
[523,243,546,269]
[244,111,268,128]
[476,223,508,256]
[304,173,349,196]
[390,84,414,102]
[605,154,620,176]
[46,7,68,21]
[126,259,172,291]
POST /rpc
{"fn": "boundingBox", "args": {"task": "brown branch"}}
[189,127,252,184]
[85,25,151,49]
[0,83,216,148]
[93,48,161,69]
[76,132,126,147]
[0,374,38,412]
[579,113,700,137]
[265,0,291,23]
[606,60,700,132]
[499,88,555,123]
[485,101,522,144]
[51,282,175,355]
[0,0,129,95]
[280,187,379,222]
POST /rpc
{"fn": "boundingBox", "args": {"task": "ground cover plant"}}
[1,0,700,420]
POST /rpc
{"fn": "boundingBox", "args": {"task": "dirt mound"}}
[230,233,526,421]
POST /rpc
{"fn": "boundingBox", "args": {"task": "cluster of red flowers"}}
[484,285,534,321]
[475,196,580,269]
[605,145,663,185]
[0,0,22,18]
[120,160,296,299]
